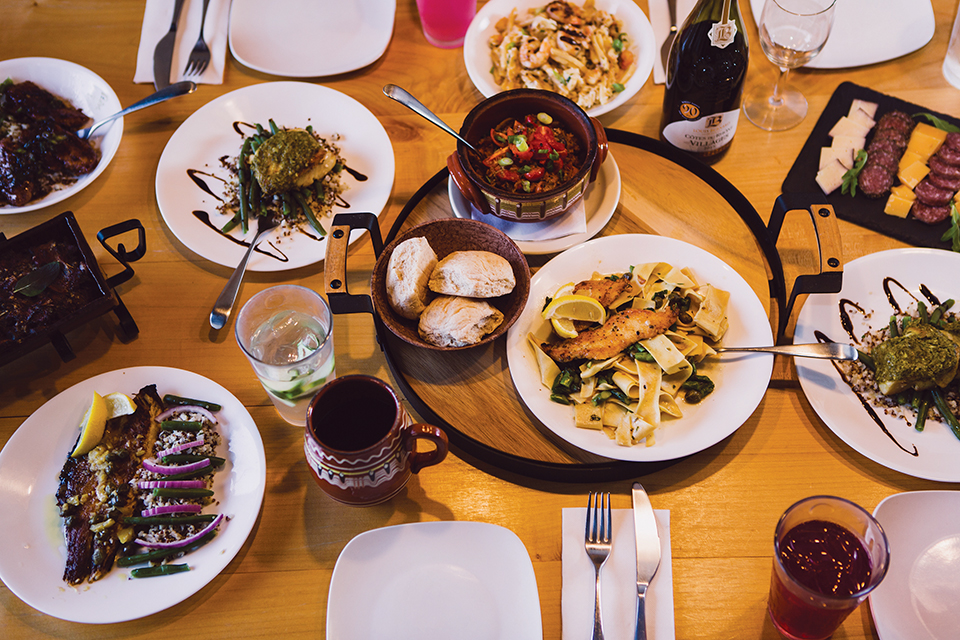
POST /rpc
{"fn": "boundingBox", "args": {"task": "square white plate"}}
[870,491,960,640]
[327,521,542,640]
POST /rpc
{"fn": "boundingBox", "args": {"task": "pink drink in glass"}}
[415,0,476,48]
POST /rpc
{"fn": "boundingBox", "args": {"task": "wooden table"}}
[2,1,958,638]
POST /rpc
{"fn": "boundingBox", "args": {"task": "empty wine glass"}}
[743,0,836,131]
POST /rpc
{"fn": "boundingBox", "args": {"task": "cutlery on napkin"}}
[562,508,675,640]
[135,0,231,86]
[648,0,698,84]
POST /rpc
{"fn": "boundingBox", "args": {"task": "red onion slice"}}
[142,457,211,476]
[138,480,207,489]
[156,405,218,424]
[142,504,204,517]
[135,513,225,548]
[156,435,205,459]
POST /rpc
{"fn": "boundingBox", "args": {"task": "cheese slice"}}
[848,107,876,130]
[849,99,879,119]
[816,158,847,195]
[829,116,872,139]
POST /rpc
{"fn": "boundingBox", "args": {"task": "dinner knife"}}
[153,0,186,90]
[632,482,661,640]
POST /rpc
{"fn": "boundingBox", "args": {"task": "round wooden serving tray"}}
[331,131,838,482]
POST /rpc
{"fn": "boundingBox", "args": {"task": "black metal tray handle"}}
[323,212,383,317]
[97,218,147,341]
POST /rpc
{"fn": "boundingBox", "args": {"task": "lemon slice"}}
[551,281,576,299]
[103,392,136,418]
[550,316,579,339]
[542,294,606,324]
[71,392,108,457]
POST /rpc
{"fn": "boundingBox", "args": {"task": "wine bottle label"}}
[708,20,738,49]
[661,107,740,154]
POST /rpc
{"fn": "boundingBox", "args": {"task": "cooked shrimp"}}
[520,36,553,68]
[545,0,583,25]
[541,307,679,363]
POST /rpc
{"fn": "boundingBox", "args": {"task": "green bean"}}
[220,212,240,234]
[918,301,928,324]
[268,118,279,135]
[160,466,217,481]
[124,514,217,526]
[930,299,955,325]
[295,189,326,236]
[931,389,960,441]
[160,453,225,467]
[162,395,222,412]
[130,564,191,578]
[281,192,294,217]
[255,122,267,137]
[888,316,899,337]
[159,420,203,431]
[856,349,875,372]
[117,532,216,567]
[915,392,930,432]
[151,487,216,498]
[249,178,262,220]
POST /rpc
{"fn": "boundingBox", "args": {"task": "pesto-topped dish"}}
[218,119,348,238]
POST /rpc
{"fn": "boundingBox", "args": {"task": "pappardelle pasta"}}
[528,262,731,447]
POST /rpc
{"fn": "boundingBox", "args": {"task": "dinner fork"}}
[183,0,211,77]
[585,491,613,640]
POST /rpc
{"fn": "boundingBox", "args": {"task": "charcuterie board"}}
[782,82,959,250]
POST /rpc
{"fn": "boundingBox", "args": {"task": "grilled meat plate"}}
[56,385,163,585]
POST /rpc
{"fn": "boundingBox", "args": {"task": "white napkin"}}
[562,508,675,640]
[134,0,232,85]
[648,0,698,84]
[446,177,589,242]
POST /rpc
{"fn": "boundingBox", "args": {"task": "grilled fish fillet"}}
[541,307,678,363]
[573,276,632,308]
[56,385,163,585]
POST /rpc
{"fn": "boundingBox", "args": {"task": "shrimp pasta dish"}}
[488,0,637,110]
[528,262,730,447]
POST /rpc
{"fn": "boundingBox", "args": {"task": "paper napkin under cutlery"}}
[648,0,697,85]
[134,0,232,86]
[562,507,675,640]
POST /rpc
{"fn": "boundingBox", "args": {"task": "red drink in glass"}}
[415,0,476,48]
[767,497,889,640]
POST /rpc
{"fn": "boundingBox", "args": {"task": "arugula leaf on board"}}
[13,261,61,297]
[841,149,868,197]
[942,202,960,253]
[913,112,960,133]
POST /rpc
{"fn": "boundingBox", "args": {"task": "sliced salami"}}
[944,131,960,151]
[926,170,960,192]
[930,154,960,178]
[865,148,899,174]
[915,179,955,206]
[858,163,895,198]
[911,201,952,224]
[870,128,909,153]
[935,142,960,166]
[875,111,915,136]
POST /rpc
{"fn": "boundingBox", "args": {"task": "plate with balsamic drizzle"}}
[155,82,395,271]
[794,248,960,482]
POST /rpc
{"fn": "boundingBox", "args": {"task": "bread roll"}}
[428,251,515,298]
[385,237,438,320]
[418,296,504,347]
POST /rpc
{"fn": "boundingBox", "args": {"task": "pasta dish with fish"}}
[488,0,637,110]
[528,262,730,447]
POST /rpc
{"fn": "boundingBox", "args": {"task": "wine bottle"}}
[659,0,749,163]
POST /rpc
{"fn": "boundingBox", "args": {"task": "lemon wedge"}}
[103,392,136,419]
[551,281,576,299]
[71,392,108,457]
[542,294,606,324]
[550,316,579,339]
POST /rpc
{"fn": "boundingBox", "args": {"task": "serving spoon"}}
[382,84,480,153]
[209,216,279,330]
[713,343,858,360]
[76,81,197,140]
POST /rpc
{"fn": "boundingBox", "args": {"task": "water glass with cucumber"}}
[235,285,335,426]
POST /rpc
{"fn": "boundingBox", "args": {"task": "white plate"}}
[327,521,542,640]
[870,491,960,640]
[463,0,655,117]
[0,366,266,623]
[229,0,395,77]
[447,152,620,255]
[749,0,934,69]
[794,249,960,482]
[155,82,395,271]
[0,57,122,214]
[506,234,773,462]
